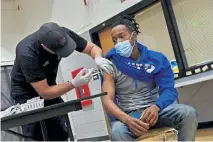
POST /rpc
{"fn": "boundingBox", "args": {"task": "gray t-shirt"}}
[112,64,158,112]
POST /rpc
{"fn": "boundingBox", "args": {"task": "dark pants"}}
[16,97,68,141]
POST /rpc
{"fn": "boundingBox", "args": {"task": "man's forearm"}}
[101,74,129,123]
[40,82,75,100]
[102,98,130,124]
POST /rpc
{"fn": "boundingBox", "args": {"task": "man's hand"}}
[95,57,113,74]
[141,105,160,127]
[125,116,149,137]
[71,68,94,87]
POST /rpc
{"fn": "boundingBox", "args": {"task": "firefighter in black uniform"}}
[10,22,113,141]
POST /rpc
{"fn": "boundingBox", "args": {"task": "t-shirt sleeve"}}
[62,27,88,52]
[19,55,46,83]
[111,63,119,83]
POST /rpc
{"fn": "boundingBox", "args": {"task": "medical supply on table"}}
[1,97,44,118]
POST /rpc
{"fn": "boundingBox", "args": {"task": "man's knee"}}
[163,104,198,127]
[111,121,134,141]
[180,105,197,120]
[172,105,198,141]
[175,105,198,127]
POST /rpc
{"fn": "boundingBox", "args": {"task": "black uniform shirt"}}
[11,27,87,103]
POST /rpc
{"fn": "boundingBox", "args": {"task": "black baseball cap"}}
[38,22,76,57]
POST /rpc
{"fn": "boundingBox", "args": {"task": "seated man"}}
[101,15,198,141]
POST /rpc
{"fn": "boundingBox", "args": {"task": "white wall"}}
[19,0,54,36]
[1,48,15,66]
[1,0,25,53]
[1,0,54,62]
[51,0,142,34]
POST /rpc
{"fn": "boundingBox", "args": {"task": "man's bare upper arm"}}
[102,73,115,100]
[82,42,93,56]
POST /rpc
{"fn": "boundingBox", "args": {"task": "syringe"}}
[92,71,102,76]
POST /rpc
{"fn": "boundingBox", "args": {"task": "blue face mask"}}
[115,33,135,58]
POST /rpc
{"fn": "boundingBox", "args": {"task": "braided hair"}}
[111,15,140,34]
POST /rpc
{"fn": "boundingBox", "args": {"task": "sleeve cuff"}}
[155,102,163,111]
